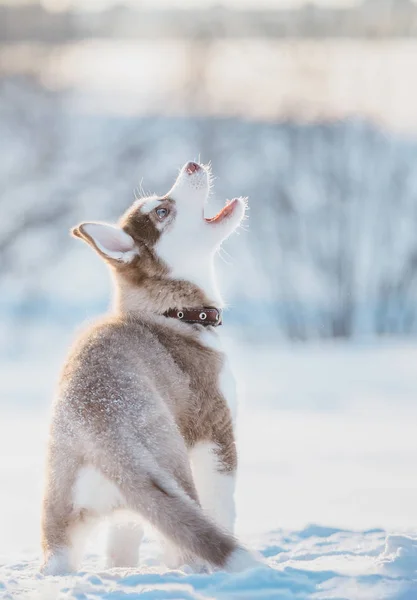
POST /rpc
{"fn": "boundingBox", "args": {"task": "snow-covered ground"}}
[1,337,417,598]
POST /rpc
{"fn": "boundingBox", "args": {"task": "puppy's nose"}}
[185,162,200,174]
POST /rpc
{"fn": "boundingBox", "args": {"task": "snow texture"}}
[1,340,417,599]
[2,528,417,600]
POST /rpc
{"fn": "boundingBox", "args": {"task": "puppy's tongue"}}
[205,199,237,224]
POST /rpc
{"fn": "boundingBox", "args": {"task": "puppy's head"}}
[72,161,247,282]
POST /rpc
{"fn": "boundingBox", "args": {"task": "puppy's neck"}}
[112,262,223,316]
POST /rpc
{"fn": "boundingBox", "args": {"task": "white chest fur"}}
[190,328,238,537]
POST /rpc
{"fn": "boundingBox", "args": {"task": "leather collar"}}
[163,307,222,327]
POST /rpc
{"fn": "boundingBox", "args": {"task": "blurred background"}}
[3,0,417,556]
[3,0,417,355]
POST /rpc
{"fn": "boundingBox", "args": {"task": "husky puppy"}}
[41,161,258,575]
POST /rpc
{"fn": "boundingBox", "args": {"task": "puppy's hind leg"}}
[41,452,98,575]
[106,519,144,568]
[42,455,124,574]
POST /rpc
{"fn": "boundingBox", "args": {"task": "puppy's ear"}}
[71,222,138,264]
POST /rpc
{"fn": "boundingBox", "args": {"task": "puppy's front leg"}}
[190,434,237,534]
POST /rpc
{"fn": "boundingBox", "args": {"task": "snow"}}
[1,339,417,598]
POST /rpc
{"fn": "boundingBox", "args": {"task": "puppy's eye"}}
[155,207,169,220]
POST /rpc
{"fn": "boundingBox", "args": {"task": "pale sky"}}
[1,0,364,10]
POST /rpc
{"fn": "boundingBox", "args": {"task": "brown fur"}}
[73,197,216,313]
[41,165,252,575]
[59,314,236,470]
[42,313,237,570]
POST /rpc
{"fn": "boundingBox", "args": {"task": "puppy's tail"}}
[99,443,259,572]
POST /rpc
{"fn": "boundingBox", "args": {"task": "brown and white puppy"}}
[41,161,258,575]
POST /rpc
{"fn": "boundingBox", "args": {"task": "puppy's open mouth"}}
[182,161,240,225]
[205,199,238,224]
